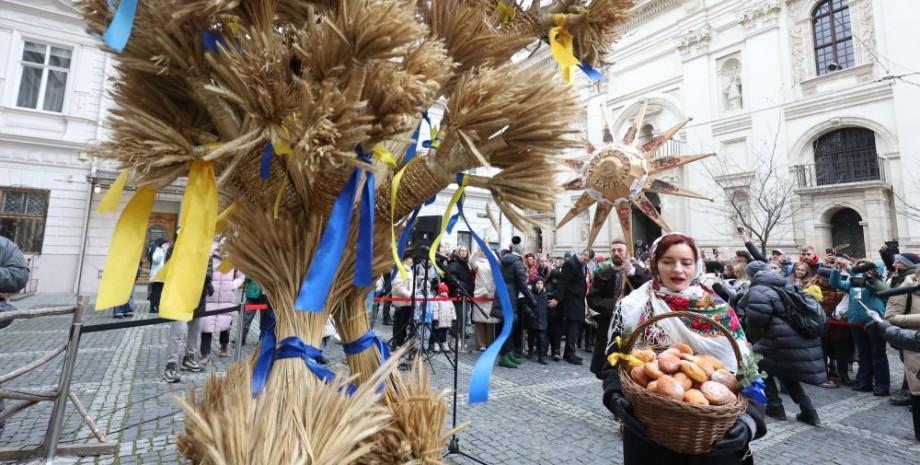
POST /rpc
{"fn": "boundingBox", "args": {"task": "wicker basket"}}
[618,311,748,455]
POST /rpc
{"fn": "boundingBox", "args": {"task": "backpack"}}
[244,278,263,300]
[767,284,827,338]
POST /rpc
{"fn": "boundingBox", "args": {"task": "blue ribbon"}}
[103,0,138,53]
[295,148,374,312]
[741,377,767,406]
[251,312,336,395]
[342,330,390,361]
[577,62,606,82]
[259,144,273,180]
[403,111,432,165]
[201,30,223,54]
[453,179,513,404]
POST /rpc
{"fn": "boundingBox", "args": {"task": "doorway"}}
[829,208,866,259]
[631,192,662,253]
[140,212,177,283]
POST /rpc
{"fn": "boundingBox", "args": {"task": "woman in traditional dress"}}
[601,233,766,464]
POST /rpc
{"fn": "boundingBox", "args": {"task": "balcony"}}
[791,156,888,189]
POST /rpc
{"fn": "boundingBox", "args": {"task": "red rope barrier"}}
[373,296,495,303]
[828,319,865,329]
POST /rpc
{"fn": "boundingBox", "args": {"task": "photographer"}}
[830,258,891,396]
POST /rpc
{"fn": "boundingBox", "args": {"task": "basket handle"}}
[620,310,743,367]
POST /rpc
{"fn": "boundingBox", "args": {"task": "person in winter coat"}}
[602,233,765,464]
[866,287,920,441]
[240,277,272,346]
[200,248,245,364]
[162,240,208,383]
[830,258,891,396]
[557,249,594,365]
[147,238,169,313]
[526,279,549,365]
[788,262,812,288]
[391,256,415,348]
[885,253,920,405]
[811,268,852,387]
[497,243,536,368]
[545,268,564,361]
[471,251,499,350]
[586,239,652,378]
[431,283,456,353]
[446,246,474,343]
[738,266,825,426]
[0,234,29,435]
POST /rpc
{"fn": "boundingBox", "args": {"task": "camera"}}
[850,262,876,275]
[848,276,866,288]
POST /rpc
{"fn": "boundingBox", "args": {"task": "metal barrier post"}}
[43,296,86,463]
[234,306,244,362]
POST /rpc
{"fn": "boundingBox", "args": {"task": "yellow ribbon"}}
[160,160,218,321]
[606,336,645,368]
[273,176,288,219]
[428,174,469,275]
[390,162,412,281]
[216,258,234,274]
[429,127,441,149]
[215,202,237,234]
[497,1,516,25]
[549,14,581,83]
[95,187,156,310]
[96,170,129,213]
[372,145,398,169]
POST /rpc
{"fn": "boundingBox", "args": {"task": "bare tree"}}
[703,125,801,255]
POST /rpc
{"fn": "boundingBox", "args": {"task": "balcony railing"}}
[791,157,887,189]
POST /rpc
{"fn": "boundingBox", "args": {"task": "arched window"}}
[813,0,854,75]
[814,128,878,185]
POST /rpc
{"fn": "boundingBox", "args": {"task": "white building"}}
[0,1,496,295]
[535,0,920,260]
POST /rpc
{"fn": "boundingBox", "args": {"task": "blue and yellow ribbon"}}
[102,0,138,53]
[547,14,605,83]
[428,174,469,275]
[295,148,375,312]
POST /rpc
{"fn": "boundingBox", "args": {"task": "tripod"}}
[389,256,438,373]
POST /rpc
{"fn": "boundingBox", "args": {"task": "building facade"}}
[534,0,920,259]
[0,1,497,295]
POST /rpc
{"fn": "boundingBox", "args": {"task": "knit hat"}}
[438,283,449,295]
[746,260,769,278]
[770,249,784,256]
[894,253,920,268]
[816,268,833,279]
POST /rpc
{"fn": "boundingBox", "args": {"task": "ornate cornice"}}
[675,24,712,59]
[737,0,782,30]
[623,0,688,29]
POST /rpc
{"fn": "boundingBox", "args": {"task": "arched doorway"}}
[632,192,662,253]
[532,227,543,254]
[830,208,865,258]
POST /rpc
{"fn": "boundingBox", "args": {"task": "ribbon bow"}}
[251,313,336,395]
[295,147,375,312]
[741,377,767,405]
[606,336,645,368]
[547,14,605,83]
[342,330,391,362]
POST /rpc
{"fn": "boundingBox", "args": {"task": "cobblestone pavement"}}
[2,294,919,464]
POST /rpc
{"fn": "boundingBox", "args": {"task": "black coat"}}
[446,254,474,297]
[601,337,766,464]
[587,263,652,377]
[556,255,587,322]
[527,289,548,331]
[497,252,535,314]
[738,271,826,385]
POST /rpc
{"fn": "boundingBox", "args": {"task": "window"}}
[812,0,854,75]
[16,41,72,112]
[0,188,49,254]
[457,231,472,252]
[814,128,878,185]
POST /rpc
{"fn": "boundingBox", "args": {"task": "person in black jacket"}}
[557,248,593,365]
[546,268,564,361]
[0,235,29,436]
[867,309,920,441]
[527,278,549,365]
[586,239,651,377]
[736,265,825,426]
[498,244,536,368]
[446,245,475,345]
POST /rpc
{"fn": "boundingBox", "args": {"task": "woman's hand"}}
[710,415,753,456]
[611,394,649,442]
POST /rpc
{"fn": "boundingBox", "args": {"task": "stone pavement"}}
[1,293,919,464]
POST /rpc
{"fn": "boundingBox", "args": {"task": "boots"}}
[796,409,821,427]
[891,377,911,406]
[911,395,920,441]
[508,352,522,365]
[498,354,518,368]
[537,353,548,365]
[765,405,787,421]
